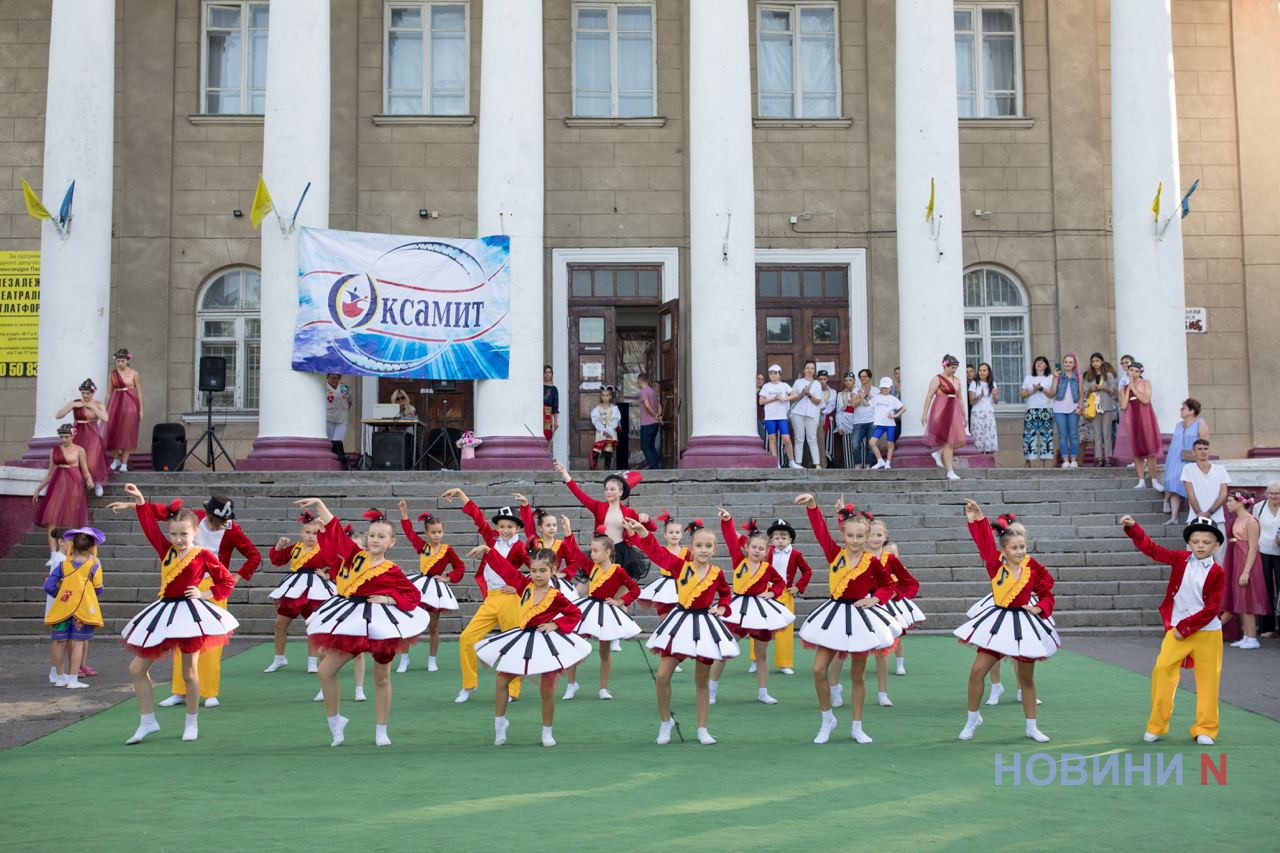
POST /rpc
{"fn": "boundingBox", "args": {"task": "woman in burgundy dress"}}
[920,354,968,481]
[1222,492,1270,650]
[56,379,108,496]
[105,348,143,473]
[33,424,93,552]
[1117,360,1164,490]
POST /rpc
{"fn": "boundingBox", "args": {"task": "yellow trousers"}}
[459,591,521,697]
[170,597,228,699]
[1147,628,1221,739]
[749,590,795,669]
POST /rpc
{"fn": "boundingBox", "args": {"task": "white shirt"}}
[851,385,876,424]
[485,535,518,592]
[1181,463,1231,522]
[790,378,822,419]
[772,545,794,577]
[1172,555,1222,631]
[817,386,837,417]
[195,518,227,552]
[591,404,620,440]
[759,381,793,420]
[969,380,997,411]
[870,393,903,427]
[1254,502,1280,556]
[1021,375,1052,408]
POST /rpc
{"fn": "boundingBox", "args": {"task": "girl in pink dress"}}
[1117,361,1164,490]
[56,379,108,496]
[921,354,968,481]
[1222,492,1271,650]
[33,425,93,552]
[105,348,143,472]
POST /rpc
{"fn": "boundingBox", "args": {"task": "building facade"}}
[1,0,1277,469]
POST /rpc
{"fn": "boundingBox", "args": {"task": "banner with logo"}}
[0,251,40,378]
[293,228,511,379]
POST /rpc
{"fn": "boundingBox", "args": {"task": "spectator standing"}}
[1050,352,1082,468]
[543,365,560,443]
[834,372,858,468]
[1080,353,1118,466]
[849,369,876,470]
[590,386,622,469]
[324,373,353,470]
[967,362,999,453]
[789,360,823,468]
[755,372,767,448]
[1223,492,1269,650]
[1119,360,1165,490]
[964,364,976,428]
[1181,439,1229,541]
[760,364,801,469]
[1251,483,1280,637]
[892,367,903,440]
[1162,399,1207,524]
[1020,357,1055,468]
[815,370,837,468]
[868,378,906,469]
[637,372,662,470]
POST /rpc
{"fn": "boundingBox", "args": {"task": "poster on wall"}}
[0,251,40,378]
[1185,307,1206,334]
[293,228,511,379]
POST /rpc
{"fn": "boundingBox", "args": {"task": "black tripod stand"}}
[420,394,460,470]
[183,391,236,470]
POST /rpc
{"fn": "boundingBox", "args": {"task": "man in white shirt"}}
[1181,439,1230,558]
[789,360,823,468]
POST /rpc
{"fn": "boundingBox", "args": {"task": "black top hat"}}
[491,506,523,527]
[1182,516,1224,546]
[604,470,642,500]
[766,517,796,540]
[204,495,234,521]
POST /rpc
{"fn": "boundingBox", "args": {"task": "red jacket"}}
[806,506,895,604]
[563,478,656,534]
[768,545,813,594]
[135,504,236,600]
[721,518,787,597]
[560,533,640,604]
[519,504,571,572]
[485,547,583,632]
[318,518,421,612]
[268,540,338,578]
[967,519,1055,617]
[461,499,529,596]
[399,518,467,582]
[1125,522,1225,638]
[880,553,919,600]
[635,532,733,614]
[141,503,262,582]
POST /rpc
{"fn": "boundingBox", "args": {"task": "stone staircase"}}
[0,468,1177,639]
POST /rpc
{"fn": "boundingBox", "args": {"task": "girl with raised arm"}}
[716,510,792,705]
[394,499,465,673]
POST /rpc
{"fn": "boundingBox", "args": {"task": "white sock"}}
[49,665,58,680]
[428,656,437,667]
[542,726,554,738]
[273,655,287,664]
[66,675,80,686]
[822,709,837,725]
[184,713,199,729]
[375,724,390,746]
[968,710,982,725]
[141,713,157,726]
[328,714,342,730]
[307,656,318,670]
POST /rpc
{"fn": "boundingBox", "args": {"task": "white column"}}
[895,0,965,439]
[246,0,332,468]
[27,0,115,453]
[1111,0,1187,429]
[681,0,771,468]
[468,0,549,469]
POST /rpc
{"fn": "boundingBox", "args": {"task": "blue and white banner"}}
[293,227,511,379]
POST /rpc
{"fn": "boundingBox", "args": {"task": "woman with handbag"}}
[1080,353,1118,466]
[1162,399,1207,524]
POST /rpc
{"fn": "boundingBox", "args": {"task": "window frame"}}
[963,265,1029,411]
[570,1,658,119]
[382,1,471,116]
[755,2,842,120]
[199,0,270,116]
[953,1,1024,120]
[194,268,262,412]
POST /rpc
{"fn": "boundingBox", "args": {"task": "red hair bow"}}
[858,510,876,522]
[685,519,704,534]
[836,503,858,523]
[418,511,437,524]
[297,510,316,524]
[739,518,760,535]
[342,524,355,537]
[151,498,184,520]
[655,510,672,525]
[362,508,387,523]
[997,512,1017,527]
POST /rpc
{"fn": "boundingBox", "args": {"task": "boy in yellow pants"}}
[1122,514,1226,745]
[749,518,812,675]
[444,489,528,703]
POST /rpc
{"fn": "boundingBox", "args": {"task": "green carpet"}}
[1,637,1274,851]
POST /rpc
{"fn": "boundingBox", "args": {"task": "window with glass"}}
[756,3,839,119]
[202,2,269,114]
[963,266,1028,401]
[954,3,1021,118]
[573,3,656,117]
[756,266,847,300]
[196,269,262,410]
[385,3,469,115]
[569,265,661,300]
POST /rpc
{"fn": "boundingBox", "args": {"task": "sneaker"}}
[454,688,474,704]
[109,458,121,471]
[203,697,220,708]
[958,712,983,741]
[851,723,873,744]
[674,665,683,673]
[696,728,717,745]
[1196,734,1215,745]
[306,658,319,674]
[877,692,893,707]
[946,471,961,481]
[158,694,183,707]
[119,464,128,473]
[264,657,288,673]
[985,683,1005,706]
[329,715,349,747]
[65,679,88,689]
[747,662,757,674]
[931,450,943,468]
[494,717,509,746]
[708,682,718,705]
[48,667,58,684]
[598,688,613,700]
[354,688,367,702]
[375,728,392,747]
[656,719,676,745]
[1229,638,1247,648]
[814,715,838,744]
[758,691,778,705]
[563,682,580,700]
[541,730,557,748]
[1152,480,1165,493]
[1134,480,1147,489]
[427,657,439,673]
[895,662,906,676]
[1026,726,1050,743]
[780,667,794,675]
[313,689,324,702]
[610,639,622,652]
[884,461,892,470]
[125,719,161,745]
[830,684,844,708]
[1143,731,1161,743]
[1162,517,1180,526]
[93,484,103,497]
[788,461,804,469]
[52,674,68,688]
[1237,637,1261,650]
[396,656,410,674]
[182,721,199,742]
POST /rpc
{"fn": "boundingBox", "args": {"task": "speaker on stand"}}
[183,355,236,470]
[151,423,187,472]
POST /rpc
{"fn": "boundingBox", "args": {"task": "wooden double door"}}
[755,266,851,380]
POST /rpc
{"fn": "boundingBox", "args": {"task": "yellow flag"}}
[1151,181,1162,222]
[924,177,936,223]
[250,175,274,229]
[20,178,51,221]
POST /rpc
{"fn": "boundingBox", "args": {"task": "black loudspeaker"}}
[372,430,413,470]
[198,356,227,393]
[151,423,187,472]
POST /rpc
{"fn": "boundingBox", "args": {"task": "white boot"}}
[959,710,983,741]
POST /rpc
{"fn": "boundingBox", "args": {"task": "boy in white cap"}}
[759,364,801,469]
[869,378,906,469]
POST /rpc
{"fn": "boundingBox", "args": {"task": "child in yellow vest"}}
[43,527,106,688]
